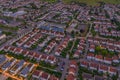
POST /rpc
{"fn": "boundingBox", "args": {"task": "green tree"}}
[95,46,101,53]
[101,49,108,56]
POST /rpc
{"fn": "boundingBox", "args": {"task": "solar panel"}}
[2,61,12,69]
[18,60,24,66]
[20,67,29,75]
[0,55,6,64]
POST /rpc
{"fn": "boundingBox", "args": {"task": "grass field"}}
[41,0,57,3]
[63,0,120,5]
[42,0,120,5]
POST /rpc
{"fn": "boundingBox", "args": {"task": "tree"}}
[101,49,108,56]
[95,46,101,53]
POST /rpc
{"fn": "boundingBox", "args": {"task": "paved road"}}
[86,23,93,39]
[60,58,69,80]
[0,74,8,80]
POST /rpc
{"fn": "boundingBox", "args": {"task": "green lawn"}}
[63,0,120,5]
[41,0,57,3]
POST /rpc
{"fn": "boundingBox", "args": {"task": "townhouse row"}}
[94,24,120,38]
[0,55,35,78]
[82,73,107,80]
[66,60,78,80]
[87,53,119,64]
[16,29,40,47]
[87,37,120,48]
[40,26,65,37]
[32,70,59,80]
[44,40,56,53]
[88,37,120,52]
[3,46,57,65]
[55,37,70,56]
[24,33,42,48]
[80,60,117,75]
[73,39,86,58]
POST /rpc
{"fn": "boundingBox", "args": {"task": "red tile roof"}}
[104,57,112,61]
[95,55,103,59]
[33,70,42,77]
[109,67,117,73]
[48,56,55,61]
[112,56,119,60]
[80,61,89,66]
[49,75,59,80]
[70,60,77,66]
[66,74,75,80]
[87,53,94,57]
[69,67,76,73]
[90,62,99,68]
[41,72,49,79]
[99,65,108,71]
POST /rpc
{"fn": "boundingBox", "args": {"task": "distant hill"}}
[63,0,120,5]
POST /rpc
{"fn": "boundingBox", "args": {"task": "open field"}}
[41,0,120,5]
[62,0,120,5]
[41,0,57,3]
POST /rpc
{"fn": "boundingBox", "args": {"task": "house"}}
[95,55,103,62]
[99,65,108,73]
[68,67,76,75]
[101,39,107,44]
[89,44,95,52]
[0,34,6,40]
[112,56,119,63]
[32,70,43,80]
[34,54,41,61]
[108,67,117,75]
[9,47,16,53]
[24,42,32,48]
[94,38,100,44]
[20,63,34,78]
[86,53,94,60]
[87,37,94,43]
[16,40,24,47]
[0,55,7,66]
[3,46,10,52]
[21,50,29,57]
[66,74,76,80]
[107,40,114,46]
[40,72,50,80]
[10,60,25,74]
[49,75,59,80]
[69,60,77,68]
[14,48,23,54]
[44,47,51,53]
[55,49,61,56]
[107,45,115,52]
[80,61,89,68]
[82,73,93,80]
[77,47,83,54]
[47,56,57,65]
[114,42,120,48]
[116,47,120,52]
[89,62,99,70]
[1,59,16,71]
[94,75,105,80]
[73,51,79,58]
[27,52,35,59]
[40,55,48,61]
[44,41,56,53]
[104,57,112,64]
